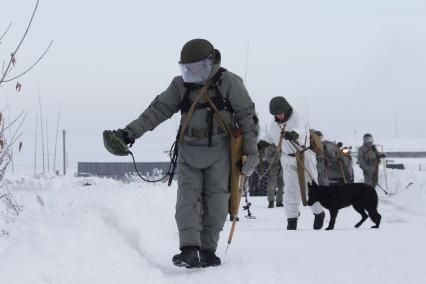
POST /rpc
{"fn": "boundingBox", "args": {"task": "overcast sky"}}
[1,0,426,174]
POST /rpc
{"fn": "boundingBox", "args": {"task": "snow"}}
[1,168,426,284]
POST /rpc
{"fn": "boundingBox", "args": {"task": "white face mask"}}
[179,55,213,83]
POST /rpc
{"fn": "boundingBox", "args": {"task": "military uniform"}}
[264,97,324,230]
[264,144,284,206]
[341,148,354,183]
[315,151,329,186]
[322,140,347,184]
[313,132,330,186]
[111,39,259,267]
[357,142,382,188]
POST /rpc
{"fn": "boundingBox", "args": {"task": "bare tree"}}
[0,0,53,89]
[0,112,24,218]
[0,0,52,220]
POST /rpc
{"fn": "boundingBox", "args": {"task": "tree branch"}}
[0,0,40,84]
[2,39,53,83]
[0,22,12,43]
[9,113,26,146]
[2,111,25,133]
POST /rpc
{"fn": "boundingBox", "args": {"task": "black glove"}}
[116,128,135,146]
[283,131,299,141]
[257,140,270,150]
[380,153,386,158]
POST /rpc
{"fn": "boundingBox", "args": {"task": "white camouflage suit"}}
[264,110,323,218]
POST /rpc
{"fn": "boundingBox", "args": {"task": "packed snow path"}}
[0,169,425,284]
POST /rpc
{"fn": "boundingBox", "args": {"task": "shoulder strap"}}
[178,81,212,143]
[199,68,233,136]
[180,68,228,114]
[202,92,232,135]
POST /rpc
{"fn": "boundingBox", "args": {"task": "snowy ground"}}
[0,168,425,284]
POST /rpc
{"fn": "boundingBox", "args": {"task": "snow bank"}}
[1,169,425,284]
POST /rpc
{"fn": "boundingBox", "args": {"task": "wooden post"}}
[62,129,66,175]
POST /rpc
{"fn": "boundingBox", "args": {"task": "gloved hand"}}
[119,128,135,145]
[282,130,299,141]
[241,154,259,176]
[380,153,386,158]
[103,128,135,156]
[257,140,270,151]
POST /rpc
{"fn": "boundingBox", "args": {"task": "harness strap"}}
[201,91,232,136]
[180,68,231,115]
[207,108,214,147]
[178,81,212,144]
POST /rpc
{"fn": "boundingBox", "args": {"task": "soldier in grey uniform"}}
[323,139,346,184]
[264,144,284,208]
[103,39,259,268]
[357,133,385,188]
[313,130,330,186]
[341,146,354,183]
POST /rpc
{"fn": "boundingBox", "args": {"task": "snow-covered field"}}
[1,168,425,284]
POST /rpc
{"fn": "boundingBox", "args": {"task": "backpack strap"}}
[180,68,229,114]
[178,81,213,144]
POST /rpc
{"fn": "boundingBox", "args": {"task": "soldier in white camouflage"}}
[263,97,325,230]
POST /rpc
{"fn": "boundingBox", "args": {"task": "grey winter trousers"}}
[267,164,284,203]
[175,142,230,252]
[363,167,379,188]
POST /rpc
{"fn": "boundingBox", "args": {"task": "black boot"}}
[268,201,274,208]
[276,202,283,207]
[172,246,200,268]
[313,211,325,230]
[287,218,297,230]
[199,250,221,268]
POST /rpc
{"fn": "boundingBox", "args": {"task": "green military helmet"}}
[363,133,374,144]
[180,39,214,64]
[179,39,221,83]
[269,96,292,116]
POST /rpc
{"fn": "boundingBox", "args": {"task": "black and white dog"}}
[307,182,381,230]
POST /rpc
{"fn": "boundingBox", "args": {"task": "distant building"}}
[77,162,173,180]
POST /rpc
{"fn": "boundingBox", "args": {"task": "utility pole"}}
[34,111,38,175]
[53,105,61,172]
[46,115,50,172]
[62,129,66,175]
[39,91,45,174]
